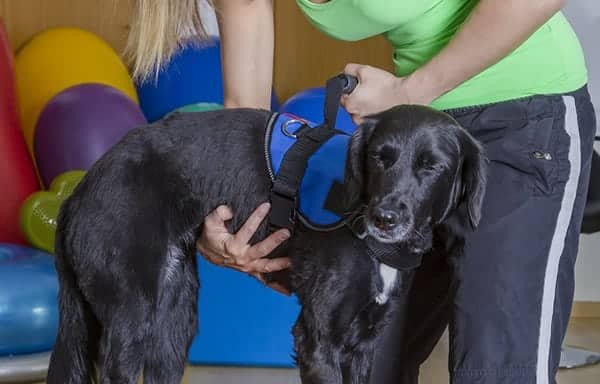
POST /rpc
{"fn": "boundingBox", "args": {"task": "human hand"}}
[196,202,292,295]
[341,63,436,124]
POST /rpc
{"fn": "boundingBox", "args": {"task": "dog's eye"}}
[369,148,396,169]
[415,155,438,172]
[370,154,386,168]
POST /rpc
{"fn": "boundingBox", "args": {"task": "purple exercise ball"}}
[34,83,146,187]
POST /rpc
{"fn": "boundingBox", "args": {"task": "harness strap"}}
[324,73,358,128]
[323,181,346,218]
[269,126,338,232]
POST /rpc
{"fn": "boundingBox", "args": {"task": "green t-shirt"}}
[296,0,588,110]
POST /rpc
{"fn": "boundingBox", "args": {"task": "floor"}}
[182,318,600,384]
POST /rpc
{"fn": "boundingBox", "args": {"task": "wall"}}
[0,0,393,102]
[272,2,393,101]
[0,0,130,52]
[563,2,600,302]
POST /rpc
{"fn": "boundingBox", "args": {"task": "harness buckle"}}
[281,119,306,139]
[268,190,297,233]
[346,213,368,240]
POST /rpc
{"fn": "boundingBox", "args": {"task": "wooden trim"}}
[571,301,600,318]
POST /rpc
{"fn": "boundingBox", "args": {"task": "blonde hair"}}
[125,0,211,82]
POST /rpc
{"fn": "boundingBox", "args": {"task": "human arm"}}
[215,0,275,109]
[198,1,290,294]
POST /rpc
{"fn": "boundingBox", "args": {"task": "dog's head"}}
[344,105,487,252]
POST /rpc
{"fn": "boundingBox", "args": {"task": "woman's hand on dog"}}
[196,202,292,295]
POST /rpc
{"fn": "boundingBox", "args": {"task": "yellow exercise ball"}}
[15,27,138,155]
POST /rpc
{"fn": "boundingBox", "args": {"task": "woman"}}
[127,1,595,382]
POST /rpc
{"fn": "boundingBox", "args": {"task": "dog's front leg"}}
[338,297,390,384]
[366,270,417,384]
[345,345,376,384]
[293,310,343,384]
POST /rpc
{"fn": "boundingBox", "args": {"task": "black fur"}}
[47,106,486,384]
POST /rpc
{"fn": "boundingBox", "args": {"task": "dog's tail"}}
[47,225,100,383]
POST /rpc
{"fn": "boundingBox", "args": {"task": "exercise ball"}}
[0,19,39,244]
[15,27,138,154]
[163,102,223,120]
[0,244,58,356]
[279,87,357,134]
[136,36,279,122]
[34,83,146,187]
[20,171,86,254]
[175,102,223,113]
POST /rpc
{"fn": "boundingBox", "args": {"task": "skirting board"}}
[571,301,600,318]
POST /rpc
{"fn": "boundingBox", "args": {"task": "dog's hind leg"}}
[97,301,149,384]
[47,265,100,384]
[47,223,101,384]
[143,244,199,384]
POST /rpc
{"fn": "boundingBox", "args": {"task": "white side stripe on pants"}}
[536,96,581,384]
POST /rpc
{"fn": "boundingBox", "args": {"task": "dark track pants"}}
[370,86,597,384]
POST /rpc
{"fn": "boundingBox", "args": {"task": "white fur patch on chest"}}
[375,263,398,305]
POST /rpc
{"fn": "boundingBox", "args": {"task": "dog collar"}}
[365,237,424,270]
[345,212,424,270]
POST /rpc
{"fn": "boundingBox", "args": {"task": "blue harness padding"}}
[266,112,355,230]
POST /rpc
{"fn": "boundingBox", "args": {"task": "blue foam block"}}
[188,253,300,367]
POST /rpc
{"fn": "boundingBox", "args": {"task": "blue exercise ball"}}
[279,87,357,134]
[136,36,280,122]
[0,244,58,356]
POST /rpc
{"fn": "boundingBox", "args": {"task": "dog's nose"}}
[372,207,400,231]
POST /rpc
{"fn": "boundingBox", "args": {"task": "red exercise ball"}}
[0,19,39,244]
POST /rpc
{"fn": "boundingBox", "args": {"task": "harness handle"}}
[342,74,359,94]
[324,74,358,128]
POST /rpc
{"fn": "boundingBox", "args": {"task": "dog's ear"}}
[457,129,488,229]
[439,127,487,229]
[343,118,377,212]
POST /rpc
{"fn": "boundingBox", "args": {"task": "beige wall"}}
[0,0,393,101]
[0,0,131,53]
[272,1,393,101]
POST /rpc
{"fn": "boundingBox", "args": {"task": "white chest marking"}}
[375,263,398,305]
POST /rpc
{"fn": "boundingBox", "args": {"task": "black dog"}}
[47,105,486,384]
